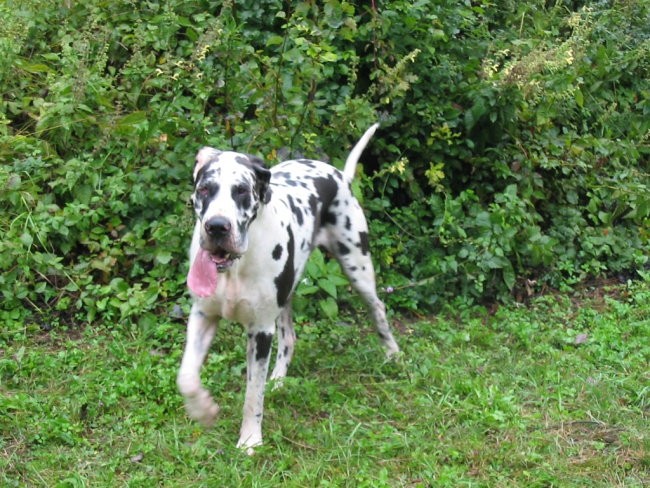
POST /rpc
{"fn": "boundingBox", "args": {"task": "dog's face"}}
[192,147,271,270]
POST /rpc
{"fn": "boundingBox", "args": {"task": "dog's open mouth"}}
[187,247,240,297]
[209,248,240,271]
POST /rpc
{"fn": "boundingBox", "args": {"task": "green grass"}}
[1,281,649,487]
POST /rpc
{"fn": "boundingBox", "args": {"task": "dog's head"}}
[191,147,271,271]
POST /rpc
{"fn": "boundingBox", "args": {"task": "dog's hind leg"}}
[329,208,400,358]
[177,304,220,426]
[346,263,400,358]
[270,305,296,387]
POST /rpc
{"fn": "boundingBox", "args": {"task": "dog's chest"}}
[205,272,278,324]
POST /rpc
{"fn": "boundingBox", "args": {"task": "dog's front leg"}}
[237,324,274,453]
[177,304,220,426]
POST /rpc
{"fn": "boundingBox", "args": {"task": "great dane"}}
[177,123,400,452]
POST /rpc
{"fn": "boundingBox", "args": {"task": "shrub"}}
[1,0,647,330]
[360,0,649,309]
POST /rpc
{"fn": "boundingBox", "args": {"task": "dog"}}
[176,123,400,452]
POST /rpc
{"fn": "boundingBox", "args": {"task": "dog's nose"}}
[205,216,232,236]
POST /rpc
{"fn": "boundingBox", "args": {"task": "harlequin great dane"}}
[177,123,400,452]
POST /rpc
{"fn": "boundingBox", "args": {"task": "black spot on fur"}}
[287,195,303,225]
[307,194,318,216]
[274,226,295,307]
[345,216,352,230]
[337,241,350,255]
[297,159,317,169]
[231,184,252,210]
[255,332,273,361]
[254,168,271,204]
[312,175,338,208]
[312,175,339,227]
[306,194,321,247]
[195,181,220,219]
[194,164,219,184]
[272,244,283,260]
[358,231,370,255]
[324,211,337,225]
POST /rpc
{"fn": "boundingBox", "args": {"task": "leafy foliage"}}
[362,0,649,308]
[1,0,648,328]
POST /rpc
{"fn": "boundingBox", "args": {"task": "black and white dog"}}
[177,124,400,452]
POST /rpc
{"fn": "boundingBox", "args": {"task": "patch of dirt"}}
[549,420,623,445]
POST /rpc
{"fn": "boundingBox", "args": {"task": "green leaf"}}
[266,35,284,47]
[297,285,320,296]
[574,88,584,108]
[318,279,338,299]
[156,251,173,264]
[20,232,33,248]
[15,59,52,74]
[321,52,339,63]
[115,111,148,133]
[502,263,515,290]
[319,297,338,319]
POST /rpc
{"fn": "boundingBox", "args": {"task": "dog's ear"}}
[248,155,272,204]
[194,147,221,182]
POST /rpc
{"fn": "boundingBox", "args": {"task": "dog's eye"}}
[235,185,249,196]
[197,186,209,197]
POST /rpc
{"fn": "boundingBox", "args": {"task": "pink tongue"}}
[187,249,218,297]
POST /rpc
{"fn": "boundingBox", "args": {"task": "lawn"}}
[1,280,648,487]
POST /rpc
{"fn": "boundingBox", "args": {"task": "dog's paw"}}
[236,435,262,455]
[242,446,257,456]
[384,345,402,360]
[184,389,220,427]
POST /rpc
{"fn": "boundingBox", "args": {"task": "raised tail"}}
[343,123,380,180]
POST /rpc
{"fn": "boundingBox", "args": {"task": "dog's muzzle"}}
[202,216,241,271]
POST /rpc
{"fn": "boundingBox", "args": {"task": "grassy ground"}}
[1,280,649,487]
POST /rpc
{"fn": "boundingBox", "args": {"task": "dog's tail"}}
[343,123,380,181]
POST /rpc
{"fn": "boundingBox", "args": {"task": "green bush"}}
[361,0,649,308]
[1,0,648,330]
